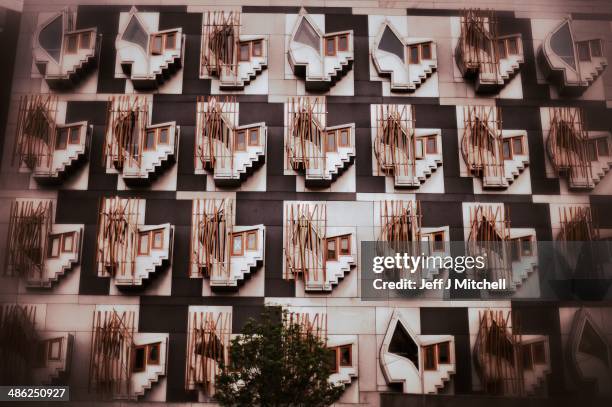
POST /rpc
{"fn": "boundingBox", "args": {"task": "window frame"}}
[590,39,603,58]
[426,136,437,154]
[231,233,244,256]
[234,130,247,151]
[421,43,431,60]
[252,40,263,57]
[61,232,75,253]
[324,37,337,57]
[596,138,610,157]
[325,130,337,153]
[408,45,420,64]
[246,230,258,251]
[65,34,78,54]
[239,42,251,62]
[158,127,170,145]
[339,344,352,367]
[147,342,161,365]
[415,139,424,159]
[247,128,259,147]
[338,129,350,148]
[151,229,164,250]
[55,127,69,150]
[47,234,62,258]
[432,231,445,252]
[437,341,450,364]
[150,34,163,55]
[512,136,524,155]
[48,337,63,361]
[339,235,350,256]
[132,345,147,373]
[138,231,151,256]
[337,35,349,52]
[68,126,81,145]
[507,37,519,55]
[326,238,337,261]
[502,139,512,160]
[423,344,437,370]
[144,129,157,151]
[165,32,177,50]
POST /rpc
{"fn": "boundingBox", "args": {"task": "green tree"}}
[214,308,345,407]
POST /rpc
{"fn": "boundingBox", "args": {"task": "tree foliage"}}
[214,308,345,407]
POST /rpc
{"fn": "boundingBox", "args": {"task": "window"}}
[235,130,246,151]
[415,139,424,159]
[522,343,534,370]
[248,128,259,146]
[339,345,352,366]
[521,237,532,256]
[438,342,450,364]
[138,232,150,256]
[56,128,68,150]
[152,229,164,250]
[421,43,431,59]
[159,128,169,144]
[587,140,598,161]
[252,40,263,57]
[326,131,337,152]
[512,137,524,155]
[145,130,156,150]
[165,32,176,50]
[48,338,63,360]
[62,232,74,253]
[232,233,243,256]
[147,342,161,365]
[326,239,337,261]
[339,236,350,255]
[326,349,338,373]
[578,41,591,62]
[433,232,444,252]
[65,34,78,54]
[337,35,348,52]
[151,35,163,55]
[507,38,518,55]
[409,45,419,64]
[426,137,437,154]
[596,138,609,156]
[246,231,257,251]
[325,37,336,56]
[424,344,437,370]
[503,140,512,160]
[79,32,91,49]
[590,40,603,58]
[339,129,350,147]
[48,235,61,258]
[68,127,81,145]
[240,43,250,61]
[133,345,146,372]
[497,40,507,58]
[532,341,546,364]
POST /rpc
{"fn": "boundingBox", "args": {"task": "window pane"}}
[433,233,444,251]
[62,233,74,252]
[56,128,68,149]
[326,131,337,152]
[338,35,348,51]
[139,233,150,255]
[340,236,349,254]
[521,238,532,255]
[503,140,512,159]
[159,128,169,144]
[340,346,351,366]
[240,43,250,61]
[247,232,257,250]
[123,15,149,50]
[597,139,609,156]
[512,138,523,155]
[327,239,337,260]
[249,129,259,146]
[415,139,424,158]
[426,138,437,154]
[49,236,60,258]
[497,40,507,58]
[68,127,80,144]
[424,345,436,370]
[421,43,431,59]
[590,40,602,57]
[66,35,78,53]
[165,33,176,49]
[326,38,335,55]
[145,130,156,150]
[153,230,163,249]
[409,46,419,63]
[151,35,162,54]
[578,42,591,61]
[339,130,349,146]
[507,38,518,55]
[148,343,160,364]
[522,344,534,370]
[533,342,546,364]
[133,347,146,371]
[232,234,243,255]
[49,338,62,360]
[79,32,91,49]
[252,41,262,57]
[438,342,450,364]
[587,141,598,161]
[326,349,338,372]
[235,131,246,150]
[39,15,63,62]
